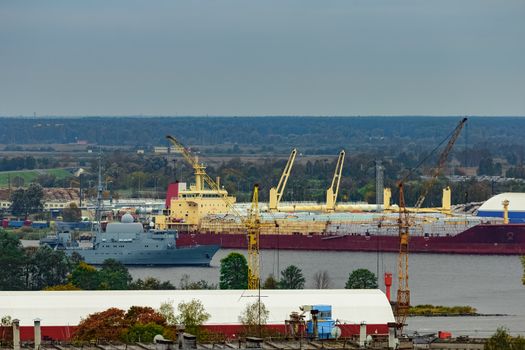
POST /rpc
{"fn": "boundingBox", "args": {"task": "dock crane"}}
[395,118,467,330]
[326,150,345,212]
[166,135,261,289]
[269,149,297,211]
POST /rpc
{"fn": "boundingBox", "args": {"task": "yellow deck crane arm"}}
[269,148,297,211]
[166,135,261,289]
[326,150,345,211]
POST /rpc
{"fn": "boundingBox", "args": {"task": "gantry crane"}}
[166,135,261,289]
[269,149,297,211]
[326,150,345,211]
[395,118,467,330]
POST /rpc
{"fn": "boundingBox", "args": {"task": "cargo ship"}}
[152,178,525,255]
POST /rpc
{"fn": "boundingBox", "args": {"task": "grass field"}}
[0,168,72,187]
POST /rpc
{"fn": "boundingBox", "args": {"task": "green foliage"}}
[24,246,72,290]
[175,299,210,335]
[0,231,26,290]
[220,252,248,289]
[484,327,525,350]
[99,259,132,290]
[70,262,101,290]
[409,304,477,316]
[129,277,176,290]
[70,259,131,290]
[158,301,177,326]
[238,300,270,336]
[123,323,165,343]
[262,274,278,289]
[345,268,378,289]
[278,265,305,289]
[9,183,44,218]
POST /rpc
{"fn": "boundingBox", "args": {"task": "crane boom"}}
[414,117,468,209]
[395,118,467,330]
[247,184,260,289]
[326,150,345,211]
[166,135,260,288]
[269,149,297,211]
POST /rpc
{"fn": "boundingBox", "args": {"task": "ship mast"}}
[95,151,104,233]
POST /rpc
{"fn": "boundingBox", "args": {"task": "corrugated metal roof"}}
[0,289,394,327]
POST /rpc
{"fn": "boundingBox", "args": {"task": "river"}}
[128,249,525,337]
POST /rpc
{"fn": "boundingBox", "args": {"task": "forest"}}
[1,116,525,206]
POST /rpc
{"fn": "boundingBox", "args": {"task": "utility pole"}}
[375,160,384,212]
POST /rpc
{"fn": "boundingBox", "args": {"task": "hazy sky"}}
[1,1,524,116]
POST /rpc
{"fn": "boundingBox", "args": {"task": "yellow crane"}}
[166,135,261,289]
[326,150,345,211]
[395,118,467,330]
[269,149,297,211]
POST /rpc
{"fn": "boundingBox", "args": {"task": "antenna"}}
[95,150,104,232]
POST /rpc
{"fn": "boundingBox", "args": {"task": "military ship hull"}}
[176,224,525,255]
[64,244,220,266]
[44,214,220,266]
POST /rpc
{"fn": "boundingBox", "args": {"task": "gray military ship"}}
[43,213,219,266]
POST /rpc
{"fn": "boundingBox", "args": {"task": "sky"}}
[1,0,524,116]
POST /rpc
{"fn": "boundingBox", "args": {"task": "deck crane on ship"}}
[275,150,347,212]
[269,148,297,212]
[165,135,262,289]
[395,117,468,331]
[326,150,345,212]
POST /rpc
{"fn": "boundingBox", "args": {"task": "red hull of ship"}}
[177,224,525,255]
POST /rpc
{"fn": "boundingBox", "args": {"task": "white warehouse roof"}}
[0,289,394,327]
[478,192,525,213]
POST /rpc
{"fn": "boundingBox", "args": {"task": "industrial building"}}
[0,289,394,341]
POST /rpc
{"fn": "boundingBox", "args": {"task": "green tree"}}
[62,203,82,222]
[25,246,72,290]
[238,300,270,336]
[345,268,378,289]
[123,323,165,343]
[158,301,177,326]
[484,327,525,350]
[219,252,248,289]
[175,299,210,335]
[262,274,278,289]
[0,231,25,290]
[70,261,101,290]
[10,184,44,218]
[99,259,132,290]
[278,265,305,289]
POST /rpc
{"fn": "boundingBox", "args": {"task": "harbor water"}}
[129,249,525,337]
